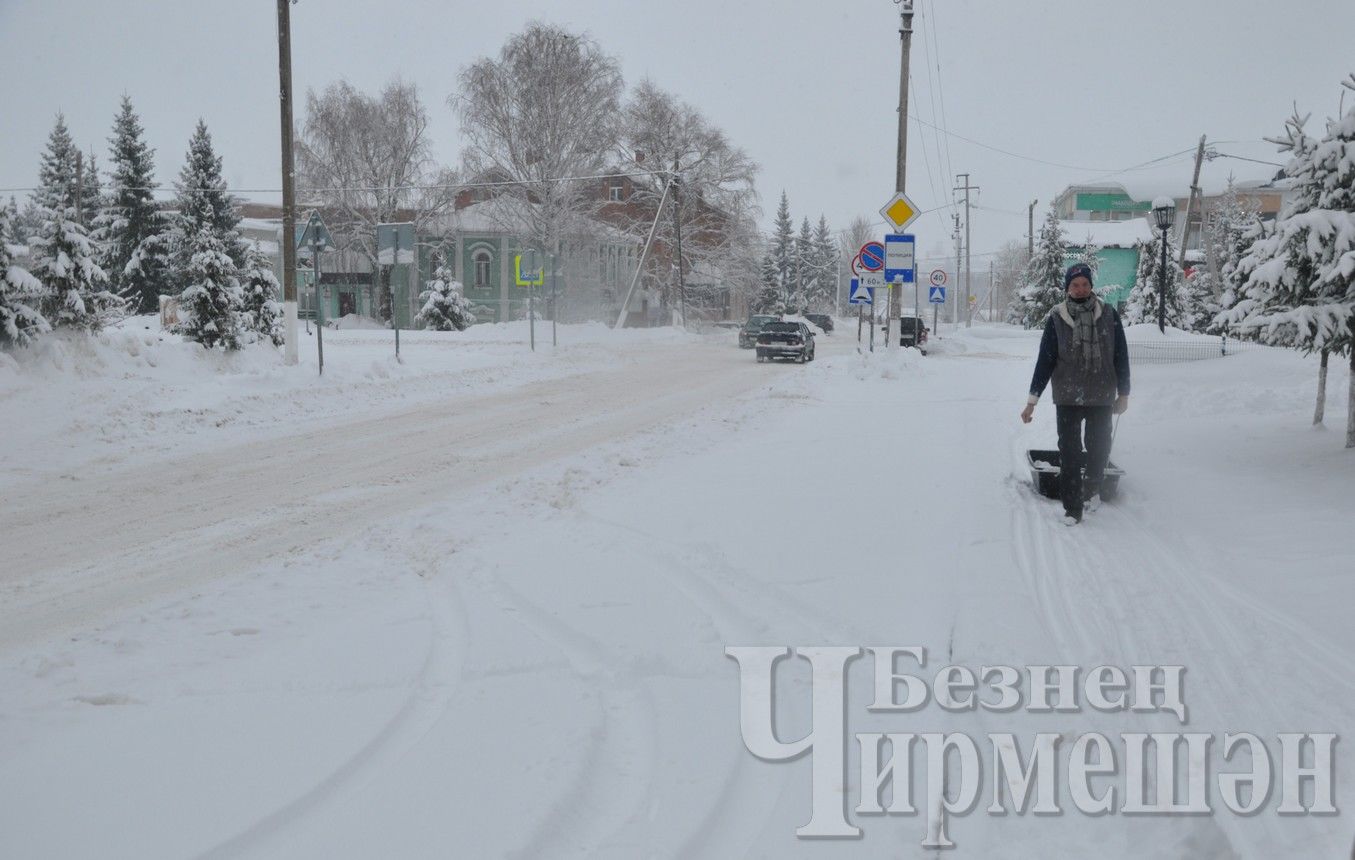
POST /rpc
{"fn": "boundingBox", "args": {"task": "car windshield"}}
[746,316,777,327]
[763,323,800,332]
[899,318,923,331]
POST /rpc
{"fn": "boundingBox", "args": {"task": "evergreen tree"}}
[170,120,242,344]
[790,217,814,312]
[1007,206,1067,329]
[1200,179,1261,329]
[171,120,242,281]
[29,205,119,331]
[770,191,794,304]
[103,97,172,313]
[238,243,284,346]
[32,114,80,214]
[177,229,243,350]
[1125,228,1189,328]
[77,149,102,229]
[752,253,785,315]
[1224,79,1355,447]
[416,261,476,331]
[810,214,837,312]
[0,203,50,348]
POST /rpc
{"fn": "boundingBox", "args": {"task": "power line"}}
[0,169,670,197]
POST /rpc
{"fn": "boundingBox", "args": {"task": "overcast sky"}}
[3,0,1353,268]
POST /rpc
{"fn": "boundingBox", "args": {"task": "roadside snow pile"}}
[331,314,385,330]
[1125,322,1219,342]
[848,344,928,381]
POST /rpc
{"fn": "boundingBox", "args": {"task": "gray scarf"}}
[1067,298,1101,373]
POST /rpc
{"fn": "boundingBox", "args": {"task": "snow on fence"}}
[1124,335,1262,363]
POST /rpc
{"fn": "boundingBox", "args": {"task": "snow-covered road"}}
[2,323,1351,858]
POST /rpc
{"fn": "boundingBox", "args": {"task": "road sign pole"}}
[858,304,863,343]
[392,229,401,361]
[313,240,323,375]
[529,288,535,352]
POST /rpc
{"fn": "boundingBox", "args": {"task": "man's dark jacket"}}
[1028,298,1130,406]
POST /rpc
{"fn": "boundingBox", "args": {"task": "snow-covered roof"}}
[442,198,635,245]
[1058,218,1154,248]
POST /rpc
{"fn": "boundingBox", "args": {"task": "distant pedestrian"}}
[1020,263,1130,524]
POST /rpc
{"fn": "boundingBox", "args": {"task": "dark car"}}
[897,316,929,354]
[803,313,834,334]
[738,314,781,348]
[756,321,816,363]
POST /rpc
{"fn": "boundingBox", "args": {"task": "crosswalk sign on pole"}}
[848,278,875,306]
[928,286,947,304]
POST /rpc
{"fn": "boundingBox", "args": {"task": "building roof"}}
[1059,218,1154,249]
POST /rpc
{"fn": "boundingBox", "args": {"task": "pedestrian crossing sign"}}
[929,286,946,304]
[848,279,875,306]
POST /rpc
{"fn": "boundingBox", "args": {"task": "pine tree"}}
[1225,79,1355,447]
[177,229,243,350]
[103,97,172,313]
[770,191,794,305]
[77,149,102,229]
[810,214,837,312]
[32,114,80,214]
[0,203,50,348]
[1201,179,1261,330]
[752,253,785,315]
[790,217,814,312]
[415,262,476,331]
[1125,228,1189,328]
[1007,206,1067,329]
[238,243,283,346]
[29,205,119,331]
[171,120,242,281]
[171,120,242,345]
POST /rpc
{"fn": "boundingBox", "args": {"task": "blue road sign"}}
[848,278,875,306]
[859,242,885,272]
[885,233,916,283]
[928,286,947,304]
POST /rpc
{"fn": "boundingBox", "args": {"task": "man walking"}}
[1020,263,1130,524]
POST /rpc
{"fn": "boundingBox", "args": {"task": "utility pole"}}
[889,0,915,351]
[1178,134,1207,270]
[954,173,979,327]
[671,158,687,330]
[1028,199,1038,258]
[276,0,299,365]
[952,212,961,326]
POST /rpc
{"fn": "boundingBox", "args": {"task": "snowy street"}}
[2,323,1351,858]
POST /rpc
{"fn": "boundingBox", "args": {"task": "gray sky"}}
[3,0,1353,266]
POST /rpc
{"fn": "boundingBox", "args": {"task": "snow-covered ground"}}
[1,320,1352,858]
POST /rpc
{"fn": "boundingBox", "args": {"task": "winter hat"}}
[1064,263,1094,290]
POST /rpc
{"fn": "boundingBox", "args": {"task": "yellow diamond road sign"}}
[880,192,920,233]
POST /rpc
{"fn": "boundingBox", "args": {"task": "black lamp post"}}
[1151,197,1177,333]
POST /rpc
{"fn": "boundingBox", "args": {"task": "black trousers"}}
[1055,405,1113,517]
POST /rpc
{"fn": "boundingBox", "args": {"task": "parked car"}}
[803,313,834,334]
[738,314,781,348]
[897,316,929,354]
[756,321,816,363]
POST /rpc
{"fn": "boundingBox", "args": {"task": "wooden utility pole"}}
[1178,135,1207,270]
[1028,199,1038,257]
[954,173,979,327]
[277,0,299,365]
[671,158,687,330]
[889,0,915,350]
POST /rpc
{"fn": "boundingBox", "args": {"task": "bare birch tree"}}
[453,23,623,256]
[296,78,455,315]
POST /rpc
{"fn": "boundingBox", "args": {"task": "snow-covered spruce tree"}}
[770,192,794,306]
[77,149,102,230]
[170,120,243,347]
[178,229,243,350]
[1008,206,1067,329]
[32,114,80,214]
[1224,80,1355,447]
[0,203,50,348]
[790,216,814,312]
[102,97,172,313]
[810,214,837,312]
[1202,178,1262,329]
[1125,227,1190,328]
[416,263,476,331]
[170,120,243,282]
[238,243,283,346]
[29,204,119,332]
[752,253,785,315]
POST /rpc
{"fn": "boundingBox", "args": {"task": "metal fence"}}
[1125,335,1263,363]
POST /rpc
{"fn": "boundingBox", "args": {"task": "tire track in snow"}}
[193,566,469,860]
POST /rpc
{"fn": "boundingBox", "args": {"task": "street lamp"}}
[1151,196,1177,334]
